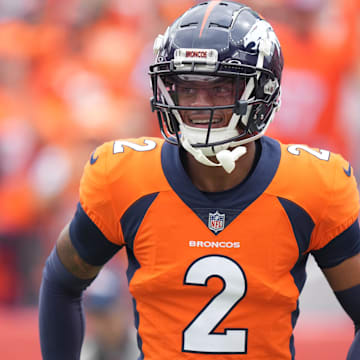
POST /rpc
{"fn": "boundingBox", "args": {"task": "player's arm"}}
[322,251,360,360]
[39,203,122,360]
[38,143,124,359]
[312,216,360,360]
[311,155,360,359]
[39,224,102,360]
[57,223,102,279]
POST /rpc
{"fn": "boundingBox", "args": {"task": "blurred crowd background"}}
[0,0,358,359]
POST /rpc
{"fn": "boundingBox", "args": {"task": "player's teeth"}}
[191,119,221,124]
[191,119,209,124]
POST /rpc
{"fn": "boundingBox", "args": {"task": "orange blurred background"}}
[0,0,358,359]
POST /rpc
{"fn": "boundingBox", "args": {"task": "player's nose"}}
[191,88,214,106]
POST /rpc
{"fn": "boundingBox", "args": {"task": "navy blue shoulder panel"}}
[120,193,159,360]
[278,197,314,292]
[278,197,315,257]
[125,247,143,358]
[312,220,360,269]
[278,197,315,359]
[119,192,159,358]
[120,192,159,251]
[69,203,122,266]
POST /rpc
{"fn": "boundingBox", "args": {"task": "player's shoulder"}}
[91,137,164,162]
[278,142,352,183]
[270,141,358,206]
[89,136,163,170]
[81,137,165,188]
[268,141,359,230]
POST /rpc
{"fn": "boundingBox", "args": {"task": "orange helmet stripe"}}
[199,0,221,38]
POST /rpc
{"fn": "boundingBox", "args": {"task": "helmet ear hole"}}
[255,73,274,99]
[248,103,273,133]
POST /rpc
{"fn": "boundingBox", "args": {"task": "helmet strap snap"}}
[181,138,247,174]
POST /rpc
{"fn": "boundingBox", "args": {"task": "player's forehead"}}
[169,74,233,87]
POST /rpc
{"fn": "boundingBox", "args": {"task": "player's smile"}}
[188,113,224,127]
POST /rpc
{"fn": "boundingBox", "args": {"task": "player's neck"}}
[181,141,257,193]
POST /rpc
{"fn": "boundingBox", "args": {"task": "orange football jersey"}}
[75,136,360,359]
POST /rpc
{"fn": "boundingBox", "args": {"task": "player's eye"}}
[212,84,233,96]
[178,86,196,96]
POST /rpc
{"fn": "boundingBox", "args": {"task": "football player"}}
[39,1,360,359]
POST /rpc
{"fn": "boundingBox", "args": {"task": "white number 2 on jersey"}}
[113,139,156,153]
[183,255,248,354]
[287,144,330,161]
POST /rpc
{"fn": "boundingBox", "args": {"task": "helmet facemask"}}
[150,56,280,172]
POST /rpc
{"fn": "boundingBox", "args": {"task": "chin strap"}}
[215,147,247,173]
[181,138,247,174]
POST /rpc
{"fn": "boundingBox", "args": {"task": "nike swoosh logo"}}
[90,151,99,165]
[343,162,351,177]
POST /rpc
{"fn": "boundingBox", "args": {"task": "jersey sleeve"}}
[78,142,123,247]
[310,154,360,263]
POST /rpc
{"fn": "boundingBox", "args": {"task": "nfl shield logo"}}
[208,211,225,233]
